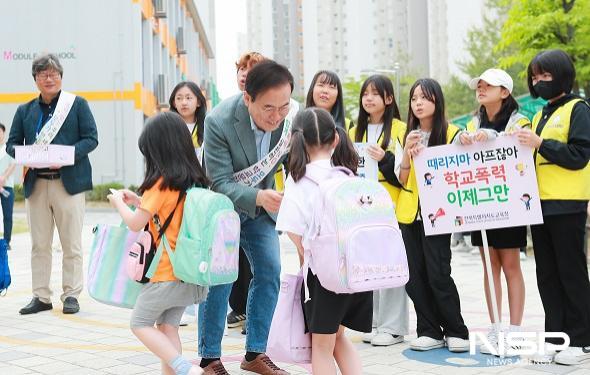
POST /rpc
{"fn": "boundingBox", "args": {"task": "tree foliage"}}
[497,0,590,95]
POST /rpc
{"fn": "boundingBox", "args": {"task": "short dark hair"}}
[168,81,207,145]
[0,123,5,132]
[244,60,294,101]
[32,53,63,79]
[527,49,575,98]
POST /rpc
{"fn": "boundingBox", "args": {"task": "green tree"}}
[497,0,590,95]
[443,0,529,120]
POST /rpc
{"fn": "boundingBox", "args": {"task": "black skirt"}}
[471,226,527,249]
[300,269,373,334]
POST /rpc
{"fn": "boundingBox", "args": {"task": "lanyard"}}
[36,112,52,137]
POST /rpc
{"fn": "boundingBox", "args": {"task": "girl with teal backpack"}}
[108,112,208,375]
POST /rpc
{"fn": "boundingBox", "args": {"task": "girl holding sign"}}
[347,75,410,347]
[516,49,590,366]
[455,68,529,354]
[397,78,469,352]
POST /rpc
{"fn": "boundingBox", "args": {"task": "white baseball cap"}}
[469,68,513,93]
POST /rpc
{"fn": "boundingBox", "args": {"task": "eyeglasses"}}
[36,72,61,81]
[262,104,290,115]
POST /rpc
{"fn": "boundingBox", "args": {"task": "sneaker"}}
[240,354,289,374]
[371,333,404,346]
[531,342,560,364]
[202,360,229,375]
[410,336,445,351]
[226,310,246,328]
[362,328,376,343]
[554,346,590,365]
[447,337,470,353]
[479,327,499,355]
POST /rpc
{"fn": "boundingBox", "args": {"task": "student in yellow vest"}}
[168,81,208,326]
[515,49,590,366]
[346,74,409,347]
[397,78,469,352]
[305,70,353,130]
[455,69,529,355]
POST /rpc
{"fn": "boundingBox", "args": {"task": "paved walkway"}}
[0,211,589,374]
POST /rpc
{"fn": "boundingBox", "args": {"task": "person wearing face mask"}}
[516,49,590,366]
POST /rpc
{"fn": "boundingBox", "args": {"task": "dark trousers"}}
[229,246,253,315]
[531,212,590,346]
[1,187,14,245]
[401,221,468,340]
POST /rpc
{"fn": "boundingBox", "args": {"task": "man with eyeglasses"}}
[7,53,98,315]
[198,60,297,375]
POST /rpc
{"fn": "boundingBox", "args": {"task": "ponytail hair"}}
[332,127,359,174]
[288,108,340,181]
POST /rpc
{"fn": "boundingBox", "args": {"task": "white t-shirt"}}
[276,159,333,240]
[367,123,383,144]
[186,122,196,135]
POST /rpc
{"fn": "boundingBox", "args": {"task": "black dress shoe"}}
[63,297,80,314]
[19,297,53,315]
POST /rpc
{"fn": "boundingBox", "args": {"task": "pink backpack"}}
[303,167,409,299]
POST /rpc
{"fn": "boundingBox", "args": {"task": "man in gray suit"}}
[198,61,293,375]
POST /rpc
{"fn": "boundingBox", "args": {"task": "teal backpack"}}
[161,187,240,286]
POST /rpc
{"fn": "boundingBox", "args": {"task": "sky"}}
[212,0,486,99]
[214,0,247,100]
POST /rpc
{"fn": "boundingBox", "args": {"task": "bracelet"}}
[400,165,411,170]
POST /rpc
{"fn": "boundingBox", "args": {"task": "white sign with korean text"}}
[413,136,543,236]
[353,143,378,181]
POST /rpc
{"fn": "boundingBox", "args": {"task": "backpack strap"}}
[304,166,354,185]
[145,191,186,279]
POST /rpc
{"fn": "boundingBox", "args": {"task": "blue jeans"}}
[1,187,14,245]
[198,212,281,357]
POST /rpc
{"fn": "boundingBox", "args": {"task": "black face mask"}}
[533,80,563,101]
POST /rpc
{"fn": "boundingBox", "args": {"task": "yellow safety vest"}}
[348,120,407,204]
[396,124,460,224]
[532,98,590,200]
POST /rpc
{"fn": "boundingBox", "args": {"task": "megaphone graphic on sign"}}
[434,208,446,219]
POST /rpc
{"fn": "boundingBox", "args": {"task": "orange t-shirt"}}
[140,181,185,282]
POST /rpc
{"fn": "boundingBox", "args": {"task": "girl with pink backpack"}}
[276,107,372,374]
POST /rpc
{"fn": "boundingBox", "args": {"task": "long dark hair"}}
[138,112,209,193]
[168,81,207,145]
[355,75,401,150]
[404,78,448,147]
[288,108,358,182]
[305,70,346,128]
[477,94,519,132]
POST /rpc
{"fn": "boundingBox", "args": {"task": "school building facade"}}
[0,0,217,186]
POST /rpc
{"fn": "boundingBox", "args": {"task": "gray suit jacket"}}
[204,93,287,219]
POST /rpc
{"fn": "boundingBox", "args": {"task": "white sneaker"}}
[179,312,194,326]
[371,333,404,346]
[410,336,445,351]
[479,327,499,355]
[531,342,560,364]
[554,346,590,365]
[447,337,470,353]
[362,328,376,343]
